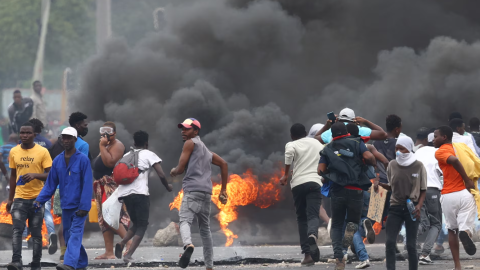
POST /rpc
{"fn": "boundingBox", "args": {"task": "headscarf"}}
[396,136,417,166]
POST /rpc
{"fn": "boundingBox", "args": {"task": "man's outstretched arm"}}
[212,153,228,204]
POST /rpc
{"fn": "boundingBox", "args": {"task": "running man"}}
[115,131,173,263]
[433,126,477,270]
[34,127,93,270]
[280,123,323,266]
[171,118,228,270]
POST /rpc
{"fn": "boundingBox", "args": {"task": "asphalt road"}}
[38,260,480,270]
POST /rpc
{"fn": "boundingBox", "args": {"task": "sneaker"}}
[308,235,320,262]
[7,261,23,270]
[22,240,28,249]
[355,260,371,269]
[343,222,356,248]
[335,258,346,270]
[178,244,194,268]
[48,233,58,255]
[59,254,64,262]
[327,218,332,236]
[363,219,375,244]
[418,255,433,265]
[459,230,477,256]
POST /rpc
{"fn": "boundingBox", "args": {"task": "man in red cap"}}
[171,118,229,270]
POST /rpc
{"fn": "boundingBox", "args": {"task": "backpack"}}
[113,148,144,185]
[320,136,372,189]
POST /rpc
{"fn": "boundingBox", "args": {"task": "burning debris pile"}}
[0,201,61,247]
[73,0,480,246]
[169,169,284,246]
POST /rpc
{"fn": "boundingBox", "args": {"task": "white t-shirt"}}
[285,137,324,189]
[452,132,479,157]
[117,149,162,197]
[414,146,442,190]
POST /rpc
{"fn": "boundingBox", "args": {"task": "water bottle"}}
[406,199,416,221]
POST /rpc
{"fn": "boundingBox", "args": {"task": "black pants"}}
[330,188,363,259]
[11,198,45,263]
[386,205,420,270]
[123,194,150,237]
[292,182,322,255]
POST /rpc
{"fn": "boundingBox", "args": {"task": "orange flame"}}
[0,200,62,246]
[170,169,283,246]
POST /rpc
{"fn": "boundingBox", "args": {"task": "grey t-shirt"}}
[387,160,427,206]
[182,136,213,194]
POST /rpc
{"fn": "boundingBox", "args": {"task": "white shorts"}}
[441,189,477,231]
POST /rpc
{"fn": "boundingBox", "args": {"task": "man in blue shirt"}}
[29,118,52,149]
[35,127,93,270]
[68,112,89,157]
[0,134,18,183]
[315,108,387,144]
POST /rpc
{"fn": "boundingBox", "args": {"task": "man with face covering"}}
[378,136,427,270]
[92,122,131,260]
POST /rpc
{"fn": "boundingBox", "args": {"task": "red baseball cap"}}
[178,118,201,129]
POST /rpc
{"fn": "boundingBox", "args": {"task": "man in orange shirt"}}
[433,126,477,270]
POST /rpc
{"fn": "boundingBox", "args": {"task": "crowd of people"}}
[281,108,480,270]
[2,92,227,270]
[1,80,480,270]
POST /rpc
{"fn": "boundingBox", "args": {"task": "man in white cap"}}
[34,127,93,270]
[315,108,387,144]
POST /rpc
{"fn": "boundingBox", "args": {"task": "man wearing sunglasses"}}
[92,122,131,260]
[171,118,229,270]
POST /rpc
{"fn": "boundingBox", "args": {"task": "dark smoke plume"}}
[73,0,480,239]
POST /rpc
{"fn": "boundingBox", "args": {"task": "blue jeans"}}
[63,208,88,268]
[44,200,54,235]
[22,200,55,237]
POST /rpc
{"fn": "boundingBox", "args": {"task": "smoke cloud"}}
[73,0,480,239]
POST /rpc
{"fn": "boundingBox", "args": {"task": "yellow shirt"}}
[9,144,52,199]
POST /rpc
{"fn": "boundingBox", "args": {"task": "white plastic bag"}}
[102,189,122,230]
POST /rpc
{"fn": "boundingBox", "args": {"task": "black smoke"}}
[73,0,480,240]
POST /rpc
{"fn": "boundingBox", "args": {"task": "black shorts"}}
[122,194,150,228]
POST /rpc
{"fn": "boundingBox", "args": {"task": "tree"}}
[0,0,96,90]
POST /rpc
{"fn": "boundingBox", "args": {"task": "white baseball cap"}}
[428,132,434,143]
[62,127,77,138]
[307,123,324,138]
[337,108,355,122]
